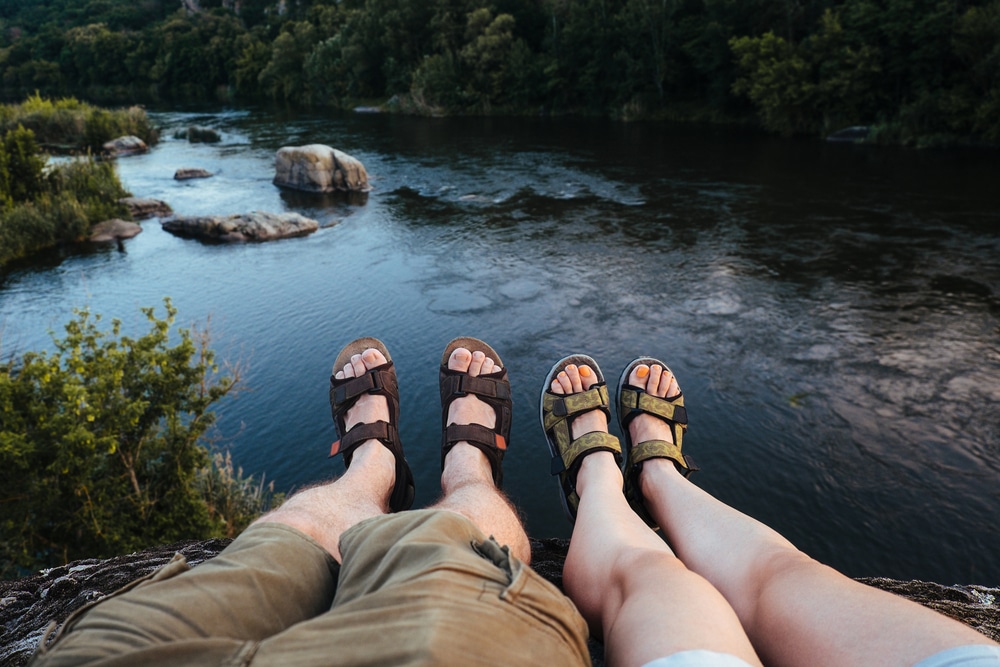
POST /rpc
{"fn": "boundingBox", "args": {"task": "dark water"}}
[2,109,998,585]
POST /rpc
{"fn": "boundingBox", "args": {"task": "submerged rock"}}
[174,168,213,180]
[178,126,222,143]
[89,219,142,243]
[274,145,370,193]
[162,211,319,243]
[119,197,173,220]
[102,135,148,157]
[2,538,996,667]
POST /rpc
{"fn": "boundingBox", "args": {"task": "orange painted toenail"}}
[580,366,592,377]
[636,366,649,378]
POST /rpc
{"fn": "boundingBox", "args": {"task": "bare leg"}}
[254,348,395,561]
[630,363,1000,667]
[557,362,762,667]
[430,347,531,564]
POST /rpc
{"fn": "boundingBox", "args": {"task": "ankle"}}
[638,457,682,499]
[575,451,624,498]
[442,443,493,490]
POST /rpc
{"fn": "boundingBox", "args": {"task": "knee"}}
[610,546,686,596]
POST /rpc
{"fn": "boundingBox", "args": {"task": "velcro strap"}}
[441,373,511,401]
[331,368,383,407]
[444,423,507,451]
[330,421,395,457]
[630,439,684,468]
[621,388,687,425]
[551,431,621,475]
[543,385,609,429]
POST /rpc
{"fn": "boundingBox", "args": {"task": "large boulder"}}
[274,145,370,193]
[89,219,142,243]
[1,538,997,667]
[162,211,319,243]
[102,135,148,157]
[119,197,172,220]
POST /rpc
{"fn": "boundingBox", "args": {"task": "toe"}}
[629,363,650,388]
[481,357,495,375]
[448,347,473,372]
[647,364,663,394]
[551,378,565,394]
[468,350,486,376]
[578,364,597,390]
[565,364,584,392]
[658,369,678,398]
[350,353,367,378]
[361,348,387,370]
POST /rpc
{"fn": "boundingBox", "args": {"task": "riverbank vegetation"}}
[1,0,998,145]
[0,301,280,578]
[0,96,156,266]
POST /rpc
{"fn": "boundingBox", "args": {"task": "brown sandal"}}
[329,337,415,512]
[439,337,512,488]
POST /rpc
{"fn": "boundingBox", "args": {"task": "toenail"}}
[637,366,649,378]
[580,366,592,377]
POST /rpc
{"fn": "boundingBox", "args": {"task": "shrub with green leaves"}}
[0,94,158,151]
[0,300,245,578]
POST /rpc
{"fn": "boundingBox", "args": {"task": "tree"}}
[0,300,239,577]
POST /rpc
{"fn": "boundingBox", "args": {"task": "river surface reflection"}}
[2,108,998,584]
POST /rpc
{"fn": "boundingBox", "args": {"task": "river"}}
[1,107,998,584]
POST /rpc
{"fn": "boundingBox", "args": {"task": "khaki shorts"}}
[31,510,590,667]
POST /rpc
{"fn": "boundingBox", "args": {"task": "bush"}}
[0,94,158,151]
[0,301,246,578]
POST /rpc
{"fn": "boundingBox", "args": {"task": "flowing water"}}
[2,108,998,584]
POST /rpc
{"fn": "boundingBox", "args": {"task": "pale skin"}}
[553,362,999,667]
[254,346,530,564]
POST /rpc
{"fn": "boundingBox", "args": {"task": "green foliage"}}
[1,0,999,143]
[0,125,46,203]
[197,450,284,539]
[0,94,158,150]
[0,301,241,577]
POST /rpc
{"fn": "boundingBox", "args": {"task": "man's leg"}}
[33,349,397,666]
[556,362,762,667]
[429,346,530,563]
[254,346,395,560]
[629,362,1000,667]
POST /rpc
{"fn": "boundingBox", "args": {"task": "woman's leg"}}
[556,362,762,667]
[629,362,999,667]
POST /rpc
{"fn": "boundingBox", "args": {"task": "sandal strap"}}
[550,431,621,475]
[619,387,687,426]
[542,384,611,431]
[330,421,397,460]
[444,423,508,452]
[629,439,698,477]
[440,372,511,402]
[330,364,399,425]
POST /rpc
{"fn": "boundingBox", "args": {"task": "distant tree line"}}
[1,0,998,144]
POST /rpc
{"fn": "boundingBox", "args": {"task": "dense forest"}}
[1,0,998,143]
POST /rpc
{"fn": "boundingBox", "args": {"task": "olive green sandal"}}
[616,357,698,530]
[329,337,415,513]
[540,354,623,522]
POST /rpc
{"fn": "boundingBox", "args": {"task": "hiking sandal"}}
[540,354,623,523]
[616,357,698,529]
[329,337,415,512]
[440,337,512,488]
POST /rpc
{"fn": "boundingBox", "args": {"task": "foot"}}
[444,348,499,481]
[549,363,621,493]
[334,348,395,493]
[625,363,685,493]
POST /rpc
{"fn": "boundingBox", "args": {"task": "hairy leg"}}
[254,347,395,561]
[430,347,531,564]
[631,363,999,667]
[557,362,762,667]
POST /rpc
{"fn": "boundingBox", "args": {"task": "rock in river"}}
[162,211,319,243]
[119,197,173,220]
[102,135,148,157]
[174,168,213,180]
[273,144,370,193]
[89,219,142,243]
